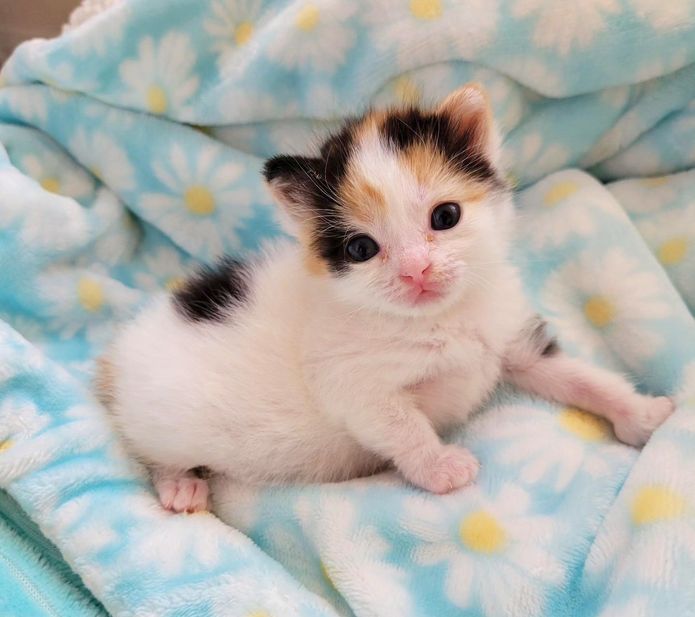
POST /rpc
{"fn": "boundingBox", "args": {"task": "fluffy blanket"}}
[1,0,695,615]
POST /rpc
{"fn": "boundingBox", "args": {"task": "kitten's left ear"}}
[437,83,501,165]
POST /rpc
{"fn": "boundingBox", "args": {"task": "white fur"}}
[104,91,673,512]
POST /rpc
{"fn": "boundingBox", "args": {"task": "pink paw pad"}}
[155,475,209,513]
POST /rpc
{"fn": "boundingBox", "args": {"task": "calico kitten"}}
[98,84,673,513]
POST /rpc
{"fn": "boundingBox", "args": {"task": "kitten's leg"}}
[503,318,674,447]
[343,393,479,494]
[151,467,209,513]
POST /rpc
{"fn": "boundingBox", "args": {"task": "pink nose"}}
[400,261,433,289]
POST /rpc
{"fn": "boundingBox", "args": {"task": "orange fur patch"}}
[401,142,490,203]
[339,177,387,223]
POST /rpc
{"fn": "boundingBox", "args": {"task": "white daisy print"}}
[131,514,224,577]
[19,153,93,200]
[598,141,664,180]
[204,0,266,78]
[0,398,50,450]
[675,362,695,410]
[65,1,130,56]
[372,64,454,108]
[119,32,199,117]
[598,596,650,617]
[296,495,412,617]
[631,0,692,31]
[133,246,192,292]
[541,248,671,365]
[503,56,565,97]
[216,90,283,124]
[503,132,571,186]
[513,0,619,55]
[468,404,635,492]
[258,523,352,614]
[365,0,498,68]
[266,1,357,72]
[0,165,90,251]
[37,267,140,345]
[68,128,135,192]
[607,174,680,215]
[3,87,48,124]
[519,171,625,250]
[585,442,695,589]
[403,484,564,616]
[635,203,695,306]
[0,313,45,344]
[140,143,253,259]
[208,572,306,617]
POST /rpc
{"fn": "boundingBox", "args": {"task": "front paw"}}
[405,445,480,494]
[613,396,674,447]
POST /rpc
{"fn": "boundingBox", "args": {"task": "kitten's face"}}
[264,84,513,316]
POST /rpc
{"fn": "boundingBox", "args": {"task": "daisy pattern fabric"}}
[1,0,695,615]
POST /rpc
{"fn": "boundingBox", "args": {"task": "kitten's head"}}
[263,84,513,317]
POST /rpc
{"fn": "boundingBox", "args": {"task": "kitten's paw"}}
[155,474,209,513]
[409,445,480,494]
[613,396,675,447]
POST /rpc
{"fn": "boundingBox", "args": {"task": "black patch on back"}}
[263,125,359,274]
[173,257,249,322]
[528,316,560,358]
[380,108,496,181]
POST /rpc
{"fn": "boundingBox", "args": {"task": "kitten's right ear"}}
[263,155,322,236]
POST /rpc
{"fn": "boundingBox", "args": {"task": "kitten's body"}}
[109,240,524,483]
[101,85,673,512]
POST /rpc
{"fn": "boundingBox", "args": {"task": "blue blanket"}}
[1,1,695,615]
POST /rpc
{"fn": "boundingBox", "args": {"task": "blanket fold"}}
[1,1,695,615]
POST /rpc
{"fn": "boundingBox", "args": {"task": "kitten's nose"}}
[399,261,433,289]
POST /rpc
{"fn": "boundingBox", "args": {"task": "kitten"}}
[98,84,673,513]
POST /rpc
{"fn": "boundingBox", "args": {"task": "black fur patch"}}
[173,257,249,322]
[528,316,560,357]
[380,108,496,181]
[263,144,357,274]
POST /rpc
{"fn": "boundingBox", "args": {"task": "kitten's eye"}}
[346,234,380,262]
[431,202,461,231]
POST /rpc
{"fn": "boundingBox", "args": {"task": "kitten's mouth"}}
[413,289,442,304]
[406,285,444,305]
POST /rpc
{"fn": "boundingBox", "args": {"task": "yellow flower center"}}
[410,0,442,20]
[246,612,271,617]
[584,295,615,328]
[459,510,506,554]
[296,4,320,31]
[658,237,688,266]
[78,278,105,312]
[559,407,608,441]
[393,76,422,105]
[235,21,254,46]
[0,439,13,452]
[165,276,185,291]
[632,486,686,526]
[320,561,336,590]
[641,176,668,188]
[147,85,168,114]
[40,177,61,194]
[544,180,579,207]
[184,185,216,216]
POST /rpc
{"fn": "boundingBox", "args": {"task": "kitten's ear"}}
[437,83,500,165]
[263,155,322,236]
